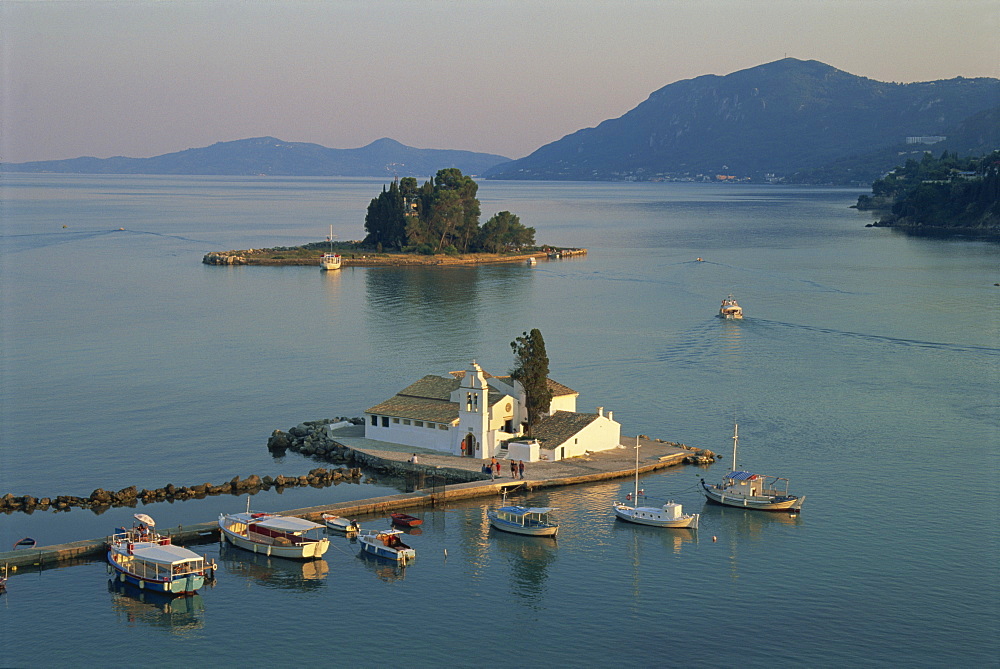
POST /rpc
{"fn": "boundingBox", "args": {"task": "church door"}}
[463,434,476,458]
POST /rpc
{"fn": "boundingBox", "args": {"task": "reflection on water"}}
[611,518,698,555]
[718,319,744,357]
[218,543,328,590]
[357,549,407,582]
[364,265,531,364]
[107,578,205,632]
[492,529,558,603]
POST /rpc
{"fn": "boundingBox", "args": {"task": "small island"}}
[204,168,586,266]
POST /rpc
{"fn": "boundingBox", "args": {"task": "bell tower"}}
[457,360,490,458]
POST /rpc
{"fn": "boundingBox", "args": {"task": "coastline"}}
[203,247,587,267]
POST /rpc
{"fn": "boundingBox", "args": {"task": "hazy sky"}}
[3,0,998,163]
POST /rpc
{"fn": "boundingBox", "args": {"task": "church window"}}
[370,415,377,426]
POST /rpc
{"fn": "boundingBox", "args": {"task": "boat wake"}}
[752,318,1000,356]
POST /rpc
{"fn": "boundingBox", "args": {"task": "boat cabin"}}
[722,471,790,498]
[495,506,556,529]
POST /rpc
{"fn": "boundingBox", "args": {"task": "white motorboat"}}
[701,423,805,512]
[718,294,743,319]
[219,502,329,559]
[488,496,559,537]
[321,514,360,534]
[358,528,415,563]
[107,514,216,595]
[613,438,699,529]
[320,225,342,271]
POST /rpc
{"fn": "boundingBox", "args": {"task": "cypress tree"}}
[510,329,553,438]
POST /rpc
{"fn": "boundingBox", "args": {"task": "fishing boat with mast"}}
[320,225,341,271]
[701,424,805,512]
[613,438,699,528]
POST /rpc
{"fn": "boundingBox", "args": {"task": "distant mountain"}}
[2,137,510,177]
[484,58,1000,183]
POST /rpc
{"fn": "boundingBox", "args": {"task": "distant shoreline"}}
[203,246,587,267]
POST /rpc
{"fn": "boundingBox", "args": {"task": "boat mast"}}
[328,225,334,254]
[634,436,640,502]
[732,423,739,472]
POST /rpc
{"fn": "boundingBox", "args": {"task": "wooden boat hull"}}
[390,513,423,528]
[701,481,804,512]
[613,505,699,529]
[488,513,559,537]
[107,551,205,595]
[219,524,329,560]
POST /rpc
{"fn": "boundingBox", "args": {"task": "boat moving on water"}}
[106,514,216,596]
[701,424,804,512]
[718,294,743,319]
[219,501,329,559]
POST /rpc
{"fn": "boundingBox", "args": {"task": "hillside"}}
[1,137,510,178]
[485,58,1000,183]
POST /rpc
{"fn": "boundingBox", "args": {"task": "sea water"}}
[0,175,997,666]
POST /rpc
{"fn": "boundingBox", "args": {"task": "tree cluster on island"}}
[363,168,536,254]
[857,150,1000,236]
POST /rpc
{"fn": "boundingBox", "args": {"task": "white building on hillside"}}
[364,361,620,462]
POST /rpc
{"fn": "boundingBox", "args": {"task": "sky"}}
[3,0,998,164]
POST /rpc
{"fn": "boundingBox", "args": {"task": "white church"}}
[364,361,621,462]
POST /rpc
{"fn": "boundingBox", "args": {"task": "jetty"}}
[0,430,712,570]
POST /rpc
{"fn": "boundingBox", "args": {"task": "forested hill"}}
[484,58,1000,184]
[1,137,510,177]
[857,151,1000,236]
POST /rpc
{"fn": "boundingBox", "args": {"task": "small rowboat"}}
[358,529,415,563]
[390,512,423,528]
[322,514,360,534]
[12,537,36,550]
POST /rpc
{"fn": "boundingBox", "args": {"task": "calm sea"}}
[1,174,997,666]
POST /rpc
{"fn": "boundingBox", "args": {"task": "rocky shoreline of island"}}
[202,245,587,267]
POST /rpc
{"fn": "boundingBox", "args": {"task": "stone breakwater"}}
[266,417,363,461]
[0,466,362,515]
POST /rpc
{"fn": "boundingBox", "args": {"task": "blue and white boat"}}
[488,502,559,537]
[357,528,415,563]
[701,423,805,512]
[106,515,216,596]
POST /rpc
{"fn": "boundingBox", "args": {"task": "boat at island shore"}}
[718,294,743,319]
[219,501,329,559]
[107,514,216,595]
[320,225,341,271]
[614,438,699,529]
[358,528,415,563]
[488,496,559,537]
[701,424,804,512]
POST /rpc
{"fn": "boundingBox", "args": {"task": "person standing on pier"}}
[494,459,501,478]
[518,460,525,480]
[510,460,517,478]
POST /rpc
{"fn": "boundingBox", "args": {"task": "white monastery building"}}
[364,361,621,462]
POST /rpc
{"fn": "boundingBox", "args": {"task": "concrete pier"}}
[0,434,707,569]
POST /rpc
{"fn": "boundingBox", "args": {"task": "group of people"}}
[484,456,525,480]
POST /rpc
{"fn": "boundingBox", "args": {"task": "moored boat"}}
[320,225,342,271]
[614,438,699,529]
[322,514,360,534]
[106,515,216,596]
[701,423,804,512]
[358,529,415,563]
[389,512,423,528]
[219,503,329,559]
[718,294,743,319]
[488,500,559,537]
[12,537,36,550]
